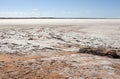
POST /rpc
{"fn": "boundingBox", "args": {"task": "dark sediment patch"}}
[79,47,120,58]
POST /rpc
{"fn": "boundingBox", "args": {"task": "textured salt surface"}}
[0,19,120,53]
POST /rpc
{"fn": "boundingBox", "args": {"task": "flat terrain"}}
[0,19,120,79]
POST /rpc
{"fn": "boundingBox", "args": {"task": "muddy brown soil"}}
[0,51,120,79]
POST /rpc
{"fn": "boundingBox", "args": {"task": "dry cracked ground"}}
[0,19,120,79]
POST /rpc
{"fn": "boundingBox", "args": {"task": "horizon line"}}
[0,17,120,19]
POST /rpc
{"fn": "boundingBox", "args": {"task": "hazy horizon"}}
[0,0,120,18]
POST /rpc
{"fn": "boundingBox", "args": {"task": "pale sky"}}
[0,0,120,18]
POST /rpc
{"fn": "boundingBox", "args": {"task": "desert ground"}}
[0,19,120,79]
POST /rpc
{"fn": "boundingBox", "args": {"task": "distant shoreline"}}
[0,17,120,19]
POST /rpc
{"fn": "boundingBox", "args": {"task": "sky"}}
[0,0,120,18]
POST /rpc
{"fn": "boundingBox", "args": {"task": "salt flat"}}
[0,19,120,53]
[0,19,120,79]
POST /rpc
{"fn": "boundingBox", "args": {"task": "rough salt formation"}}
[0,26,120,54]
